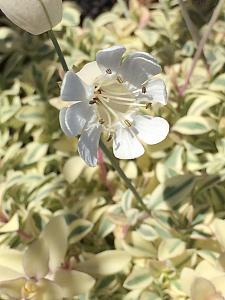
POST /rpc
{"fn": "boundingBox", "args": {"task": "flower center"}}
[90,75,150,138]
[21,280,38,299]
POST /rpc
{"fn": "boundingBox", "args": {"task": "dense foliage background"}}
[0,0,225,299]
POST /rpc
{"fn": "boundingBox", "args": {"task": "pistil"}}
[91,78,152,135]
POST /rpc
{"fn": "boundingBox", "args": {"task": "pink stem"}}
[97,147,115,196]
[179,0,224,95]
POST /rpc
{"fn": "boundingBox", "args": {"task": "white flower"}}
[59,46,169,167]
[0,0,62,35]
[0,216,95,300]
[180,261,225,300]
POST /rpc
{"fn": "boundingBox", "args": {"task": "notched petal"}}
[41,216,68,273]
[65,102,94,136]
[140,78,167,105]
[96,45,126,75]
[54,270,95,297]
[120,54,161,88]
[23,238,49,280]
[77,61,102,85]
[78,121,102,167]
[59,108,74,137]
[133,115,169,145]
[61,71,93,102]
[113,126,144,159]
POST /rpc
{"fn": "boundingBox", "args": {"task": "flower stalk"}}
[48,30,69,72]
[47,30,149,212]
[99,140,151,213]
[179,0,224,95]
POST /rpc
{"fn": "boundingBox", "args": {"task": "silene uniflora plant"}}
[0,0,225,299]
[59,46,169,166]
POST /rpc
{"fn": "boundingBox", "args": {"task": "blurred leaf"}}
[210,74,225,92]
[147,175,196,210]
[22,143,48,165]
[158,238,186,261]
[68,219,93,244]
[173,116,216,135]
[123,267,153,290]
[63,156,86,184]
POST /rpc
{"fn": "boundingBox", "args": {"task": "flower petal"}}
[54,270,95,297]
[141,79,167,105]
[23,238,49,280]
[61,71,93,102]
[41,216,68,273]
[36,279,63,300]
[78,120,102,167]
[133,115,169,145]
[0,0,62,35]
[126,51,159,64]
[96,45,126,75]
[120,54,161,88]
[180,267,196,296]
[0,248,23,274]
[59,108,73,137]
[0,277,25,299]
[77,61,102,85]
[113,126,144,159]
[212,276,225,297]
[191,278,216,300]
[65,102,94,136]
[196,260,224,279]
[0,266,23,281]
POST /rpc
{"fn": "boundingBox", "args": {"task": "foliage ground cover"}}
[0,0,225,299]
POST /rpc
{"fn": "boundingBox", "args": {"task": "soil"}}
[67,0,117,19]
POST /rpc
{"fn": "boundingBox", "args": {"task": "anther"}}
[89,99,97,105]
[99,118,105,124]
[145,103,152,109]
[142,86,146,94]
[117,76,123,83]
[106,68,112,74]
[106,133,113,142]
[57,81,62,88]
[124,119,132,127]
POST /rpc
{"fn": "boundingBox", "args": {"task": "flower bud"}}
[0,0,62,35]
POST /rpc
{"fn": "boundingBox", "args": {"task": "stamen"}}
[100,95,147,108]
[101,106,112,129]
[100,93,134,102]
[117,76,123,83]
[142,86,146,94]
[98,95,120,120]
[106,68,112,74]
[124,119,132,127]
[102,88,131,96]
[106,133,113,142]
[145,103,152,109]
[89,100,97,105]
[57,81,62,88]
[92,74,146,133]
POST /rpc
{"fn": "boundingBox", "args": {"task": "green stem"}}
[48,30,69,73]
[99,141,150,213]
[47,30,149,213]
[178,0,200,44]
